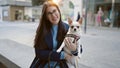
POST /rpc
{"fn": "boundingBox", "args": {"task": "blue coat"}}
[30,22,69,68]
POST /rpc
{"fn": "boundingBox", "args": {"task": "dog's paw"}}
[56,49,61,52]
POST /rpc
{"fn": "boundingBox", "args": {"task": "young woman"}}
[30,1,78,68]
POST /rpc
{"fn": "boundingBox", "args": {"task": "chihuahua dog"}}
[57,18,83,68]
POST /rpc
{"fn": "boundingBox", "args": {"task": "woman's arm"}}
[35,48,64,61]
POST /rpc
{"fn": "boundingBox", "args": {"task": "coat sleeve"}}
[34,22,69,62]
[35,48,62,62]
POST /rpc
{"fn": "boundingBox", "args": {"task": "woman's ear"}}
[68,17,72,25]
[78,18,82,25]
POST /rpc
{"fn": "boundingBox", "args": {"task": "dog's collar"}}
[65,34,80,43]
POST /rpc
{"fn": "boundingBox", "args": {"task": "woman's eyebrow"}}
[48,9,56,13]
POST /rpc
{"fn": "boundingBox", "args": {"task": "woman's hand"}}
[64,37,77,52]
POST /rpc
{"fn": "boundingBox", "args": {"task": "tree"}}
[69,1,74,9]
[32,0,49,6]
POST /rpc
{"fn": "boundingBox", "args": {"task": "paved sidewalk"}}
[80,26,120,68]
[0,39,35,68]
[0,54,19,68]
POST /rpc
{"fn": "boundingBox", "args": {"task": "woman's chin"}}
[52,20,59,25]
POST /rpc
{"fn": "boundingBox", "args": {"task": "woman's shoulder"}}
[62,21,69,29]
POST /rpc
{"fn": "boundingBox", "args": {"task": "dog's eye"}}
[77,26,79,28]
[71,26,74,28]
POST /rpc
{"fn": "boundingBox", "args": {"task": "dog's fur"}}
[57,18,83,68]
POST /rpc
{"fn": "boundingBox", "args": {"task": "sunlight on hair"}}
[52,0,59,5]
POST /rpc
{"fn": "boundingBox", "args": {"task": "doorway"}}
[15,10,23,20]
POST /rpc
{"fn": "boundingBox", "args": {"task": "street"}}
[80,26,120,68]
[0,22,120,68]
[0,22,37,47]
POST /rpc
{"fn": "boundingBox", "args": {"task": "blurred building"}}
[58,0,83,21]
[0,0,41,22]
[59,0,120,27]
[58,0,74,20]
[83,0,120,27]
[96,0,120,27]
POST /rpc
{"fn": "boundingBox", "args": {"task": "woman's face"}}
[46,6,60,25]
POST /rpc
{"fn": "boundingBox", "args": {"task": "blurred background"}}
[0,0,120,27]
[0,0,120,68]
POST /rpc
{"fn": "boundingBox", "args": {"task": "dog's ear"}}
[78,18,82,25]
[68,17,72,25]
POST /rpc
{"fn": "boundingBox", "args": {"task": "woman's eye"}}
[53,10,56,13]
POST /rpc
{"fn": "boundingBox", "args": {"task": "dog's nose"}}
[74,29,76,31]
